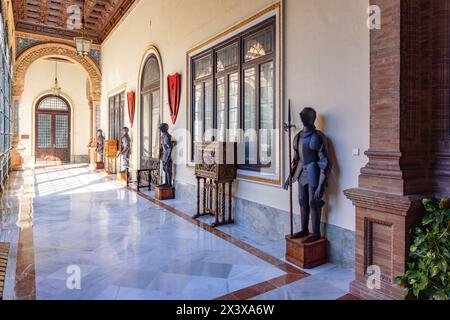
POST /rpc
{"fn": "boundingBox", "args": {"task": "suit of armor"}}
[159,123,173,187]
[285,108,331,243]
[118,127,131,169]
[96,129,105,163]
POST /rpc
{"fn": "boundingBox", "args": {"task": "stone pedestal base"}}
[12,148,24,171]
[156,186,175,200]
[285,236,327,269]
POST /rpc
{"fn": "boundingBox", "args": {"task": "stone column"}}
[345,0,450,300]
[89,96,101,165]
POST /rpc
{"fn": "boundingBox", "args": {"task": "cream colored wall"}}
[100,0,369,232]
[18,58,90,163]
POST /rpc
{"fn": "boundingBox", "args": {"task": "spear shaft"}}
[288,100,294,237]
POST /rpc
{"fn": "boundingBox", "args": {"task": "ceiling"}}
[12,0,136,44]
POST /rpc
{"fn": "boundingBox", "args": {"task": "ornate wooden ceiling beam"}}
[12,0,137,45]
[38,0,49,24]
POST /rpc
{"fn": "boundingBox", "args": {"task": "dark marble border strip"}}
[14,228,36,300]
[216,273,308,300]
[337,294,360,300]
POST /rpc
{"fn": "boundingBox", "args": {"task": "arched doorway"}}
[35,95,71,162]
[140,54,161,168]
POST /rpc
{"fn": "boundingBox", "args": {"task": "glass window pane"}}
[204,80,214,141]
[216,43,238,72]
[142,57,160,87]
[38,114,52,148]
[38,96,69,111]
[193,84,203,142]
[151,90,161,158]
[55,115,69,148]
[244,68,257,164]
[244,26,273,62]
[194,55,212,79]
[260,62,274,165]
[216,77,226,142]
[141,94,151,163]
[228,73,239,143]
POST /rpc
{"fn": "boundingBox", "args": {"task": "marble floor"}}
[0,164,353,300]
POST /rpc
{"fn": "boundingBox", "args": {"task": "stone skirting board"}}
[175,181,355,269]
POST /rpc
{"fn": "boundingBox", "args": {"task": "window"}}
[108,92,125,143]
[190,18,276,171]
[140,55,161,169]
[0,10,12,158]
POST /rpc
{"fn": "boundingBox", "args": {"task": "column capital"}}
[12,84,24,98]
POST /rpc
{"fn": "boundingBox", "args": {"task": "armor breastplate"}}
[302,132,320,165]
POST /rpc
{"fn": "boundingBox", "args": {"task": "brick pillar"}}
[345,0,450,300]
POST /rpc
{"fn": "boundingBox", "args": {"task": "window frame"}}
[140,54,161,168]
[189,17,277,172]
[108,92,125,143]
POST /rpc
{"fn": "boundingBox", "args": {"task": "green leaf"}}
[395,276,404,285]
[431,266,440,277]
[423,199,438,213]
[422,215,434,226]
[403,287,410,298]
[438,259,448,273]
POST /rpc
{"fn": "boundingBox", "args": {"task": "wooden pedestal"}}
[117,171,127,182]
[285,236,328,269]
[95,162,104,170]
[155,186,175,200]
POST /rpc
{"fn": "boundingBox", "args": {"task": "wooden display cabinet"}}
[104,140,118,174]
[193,142,237,227]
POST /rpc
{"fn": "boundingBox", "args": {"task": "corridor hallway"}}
[0,165,353,300]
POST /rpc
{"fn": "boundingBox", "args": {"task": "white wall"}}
[100,0,369,232]
[18,58,90,163]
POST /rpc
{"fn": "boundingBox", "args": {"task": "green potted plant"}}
[396,198,450,300]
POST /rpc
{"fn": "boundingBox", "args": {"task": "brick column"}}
[345,0,450,300]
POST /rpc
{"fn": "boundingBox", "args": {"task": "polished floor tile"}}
[1,164,354,300]
[27,165,286,300]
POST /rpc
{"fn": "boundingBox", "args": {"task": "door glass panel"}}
[141,94,151,164]
[244,68,257,164]
[228,73,239,143]
[38,114,52,148]
[55,115,69,149]
[216,77,226,142]
[204,80,214,141]
[151,90,161,158]
[193,84,202,143]
[260,61,274,165]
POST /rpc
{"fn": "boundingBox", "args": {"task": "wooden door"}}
[35,96,71,162]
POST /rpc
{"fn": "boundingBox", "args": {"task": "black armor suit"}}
[118,127,131,169]
[96,129,105,163]
[285,108,331,243]
[159,123,173,187]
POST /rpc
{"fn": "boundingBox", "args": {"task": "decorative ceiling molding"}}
[12,0,136,44]
[13,42,102,101]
